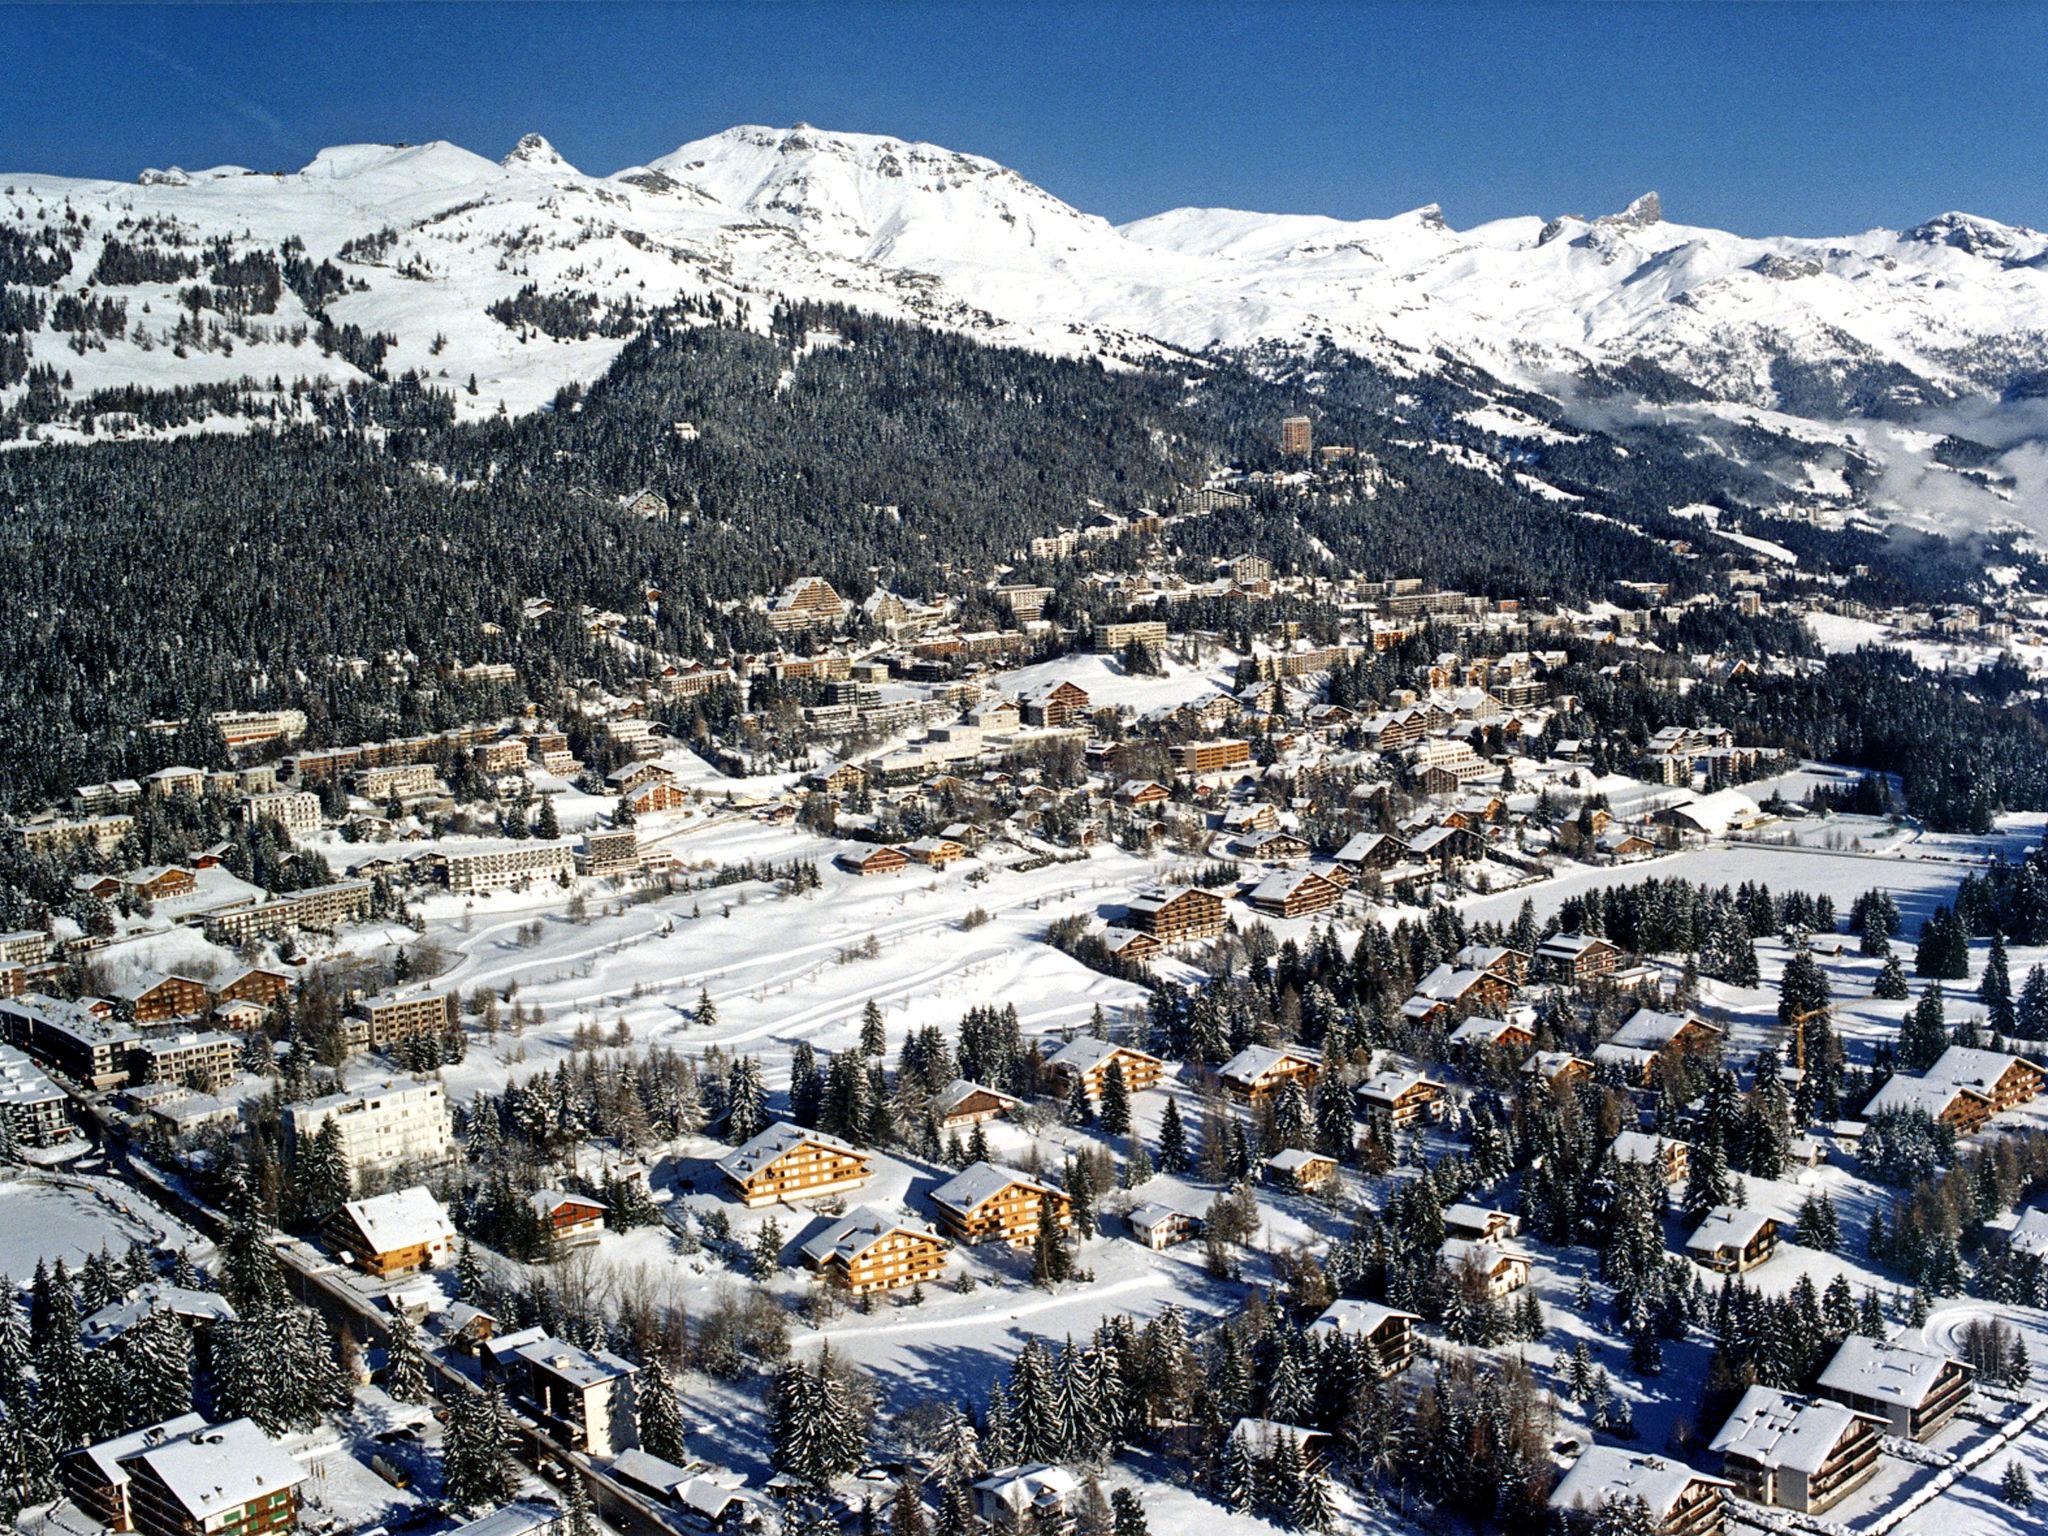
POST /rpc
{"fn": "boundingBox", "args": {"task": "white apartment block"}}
[245,791,322,843]
[438,843,576,892]
[283,1078,452,1189]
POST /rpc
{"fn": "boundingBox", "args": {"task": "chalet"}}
[628,778,690,815]
[1549,1447,1730,1536]
[1125,885,1226,944]
[1230,1418,1336,1471]
[836,845,909,877]
[1118,780,1170,808]
[118,974,211,1025]
[1357,1069,1446,1129]
[126,866,197,902]
[610,759,679,793]
[1597,1008,1723,1080]
[1442,1204,1520,1242]
[1265,1147,1337,1193]
[801,1206,951,1295]
[530,1190,607,1253]
[1410,962,1515,1018]
[1220,802,1281,835]
[1045,1037,1169,1100]
[1335,831,1409,871]
[1453,943,1532,984]
[930,1161,1071,1248]
[1598,828,1660,859]
[1863,1071,1996,1135]
[80,1283,237,1353]
[899,836,967,868]
[1020,680,1091,728]
[215,968,291,1011]
[1408,824,1484,869]
[1921,1045,2047,1113]
[1245,867,1342,919]
[1440,1236,1533,1296]
[972,1465,1079,1530]
[63,1415,306,1536]
[1709,1387,1884,1514]
[1537,933,1620,983]
[717,1123,872,1207]
[1686,1207,1778,1274]
[1101,927,1162,964]
[1218,1042,1322,1104]
[1448,1014,1536,1051]
[1524,1051,1596,1090]
[1610,1131,1690,1185]
[933,1079,1019,1130]
[1126,1202,1202,1250]
[1236,828,1309,863]
[330,1186,457,1277]
[1815,1337,1972,1442]
[1307,1299,1419,1378]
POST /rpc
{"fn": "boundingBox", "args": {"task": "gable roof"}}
[340,1185,454,1255]
[931,1161,1058,1215]
[716,1121,866,1181]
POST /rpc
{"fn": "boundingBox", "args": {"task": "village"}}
[0,419,2046,1536]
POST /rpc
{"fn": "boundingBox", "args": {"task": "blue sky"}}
[3,2,2042,235]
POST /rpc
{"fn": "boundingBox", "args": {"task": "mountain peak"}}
[503,133,575,173]
[1602,191,1662,229]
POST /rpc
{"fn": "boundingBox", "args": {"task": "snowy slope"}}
[7,121,2048,529]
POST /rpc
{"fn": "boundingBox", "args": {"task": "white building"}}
[283,1078,452,1191]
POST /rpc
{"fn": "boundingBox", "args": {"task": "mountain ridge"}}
[5,121,2048,537]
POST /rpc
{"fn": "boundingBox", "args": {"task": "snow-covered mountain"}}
[7,122,2048,533]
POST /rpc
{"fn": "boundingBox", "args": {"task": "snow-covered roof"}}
[115,1418,306,1519]
[1266,1147,1331,1173]
[1609,1130,1687,1164]
[1816,1337,1962,1408]
[1864,1072,1989,1120]
[715,1121,865,1180]
[530,1188,607,1219]
[934,1078,1018,1115]
[341,1185,454,1255]
[514,1336,637,1388]
[1045,1035,1158,1072]
[1219,1042,1322,1083]
[931,1161,1057,1215]
[1308,1299,1417,1337]
[800,1205,946,1267]
[1126,1201,1198,1234]
[449,1503,570,1536]
[1609,1008,1716,1051]
[1922,1045,2046,1092]
[1686,1205,1774,1255]
[81,1283,237,1349]
[2012,1206,2048,1258]
[1548,1447,1728,1520]
[972,1464,1078,1513]
[1708,1386,1872,1476]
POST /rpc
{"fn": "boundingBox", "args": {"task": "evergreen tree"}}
[1157,1097,1190,1174]
[860,999,887,1057]
[442,1384,520,1513]
[1872,953,1912,1000]
[383,1310,430,1403]
[1981,930,2015,1036]
[696,986,719,1030]
[2001,1460,2034,1510]
[1098,1062,1132,1136]
[638,1370,689,1464]
[1032,1194,1073,1287]
[119,1309,195,1425]
[1901,985,1949,1071]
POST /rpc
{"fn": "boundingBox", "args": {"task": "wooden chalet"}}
[1218,1043,1322,1105]
[1686,1207,1778,1274]
[930,1161,1071,1248]
[1537,933,1620,983]
[933,1079,1019,1130]
[836,844,909,877]
[330,1186,457,1277]
[1308,1299,1419,1378]
[1045,1036,1169,1100]
[1125,885,1226,944]
[801,1206,951,1295]
[530,1190,607,1253]
[1815,1337,1972,1442]
[1710,1387,1883,1514]
[1549,1447,1730,1536]
[717,1123,872,1207]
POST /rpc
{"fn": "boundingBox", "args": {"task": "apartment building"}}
[1096,620,1169,653]
[765,575,847,632]
[205,881,373,944]
[801,1207,952,1295]
[1815,1338,1972,1442]
[64,1416,306,1536]
[437,843,577,892]
[0,1041,73,1148]
[930,1161,1071,1248]
[0,995,141,1089]
[576,829,640,878]
[16,814,135,859]
[245,790,322,843]
[500,1334,638,1457]
[356,762,441,801]
[130,1031,238,1092]
[717,1122,873,1207]
[1176,738,1251,776]
[283,1078,453,1191]
[1280,415,1312,455]
[1125,885,1226,944]
[118,974,212,1025]
[1709,1387,1883,1514]
[356,988,456,1049]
